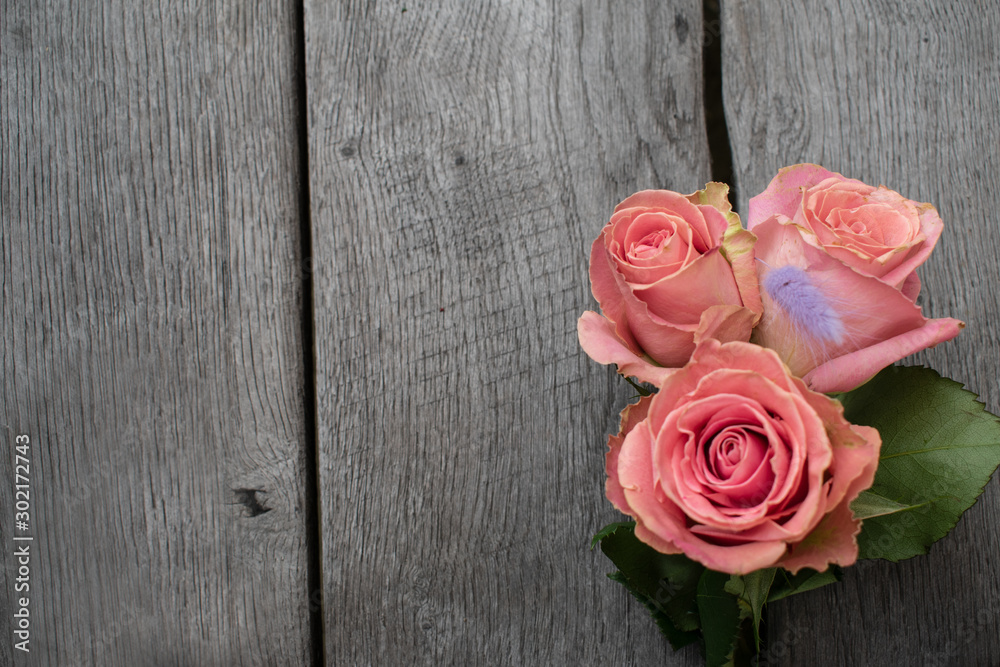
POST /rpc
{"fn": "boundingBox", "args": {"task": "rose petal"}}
[748,164,838,229]
[621,213,691,272]
[803,317,965,393]
[671,397,777,520]
[825,424,881,511]
[807,182,872,224]
[650,339,797,420]
[829,202,913,246]
[900,271,921,302]
[656,372,821,533]
[589,236,639,351]
[577,311,676,386]
[606,241,707,368]
[619,417,787,573]
[776,500,861,574]
[616,422,685,556]
[821,241,916,283]
[616,190,722,250]
[693,305,757,346]
[630,248,743,325]
[670,533,788,576]
[690,182,763,318]
[576,305,756,387]
[606,396,654,514]
[878,201,943,288]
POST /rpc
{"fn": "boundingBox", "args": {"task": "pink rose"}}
[749,164,964,392]
[578,184,762,386]
[606,340,881,575]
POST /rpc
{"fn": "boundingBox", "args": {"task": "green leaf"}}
[724,568,775,651]
[697,569,742,667]
[596,522,705,645]
[850,489,926,519]
[590,521,634,550]
[766,567,841,603]
[607,571,700,650]
[840,365,1000,561]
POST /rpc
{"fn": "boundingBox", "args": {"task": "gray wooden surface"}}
[305,1,708,663]
[3,0,998,665]
[724,1,1000,664]
[1,1,313,665]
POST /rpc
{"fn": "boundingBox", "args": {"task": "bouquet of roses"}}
[579,164,1000,666]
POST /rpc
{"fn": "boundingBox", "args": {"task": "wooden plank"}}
[723,1,1000,664]
[1,2,313,664]
[306,1,712,663]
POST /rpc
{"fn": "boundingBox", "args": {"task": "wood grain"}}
[0,1,312,664]
[306,1,712,663]
[723,1,1000,664]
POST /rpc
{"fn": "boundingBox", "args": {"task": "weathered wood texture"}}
[1,2,312,665]
[306,1,712,663]
[723,1,1000,664]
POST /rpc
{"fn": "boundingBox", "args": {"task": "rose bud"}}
[606,339,881,575]
[578,184,762,386]
[749,164,964,393]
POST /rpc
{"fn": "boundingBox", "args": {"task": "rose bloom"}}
[578,184,761,386]
[749,164,963,392]
[606,340,881,575]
